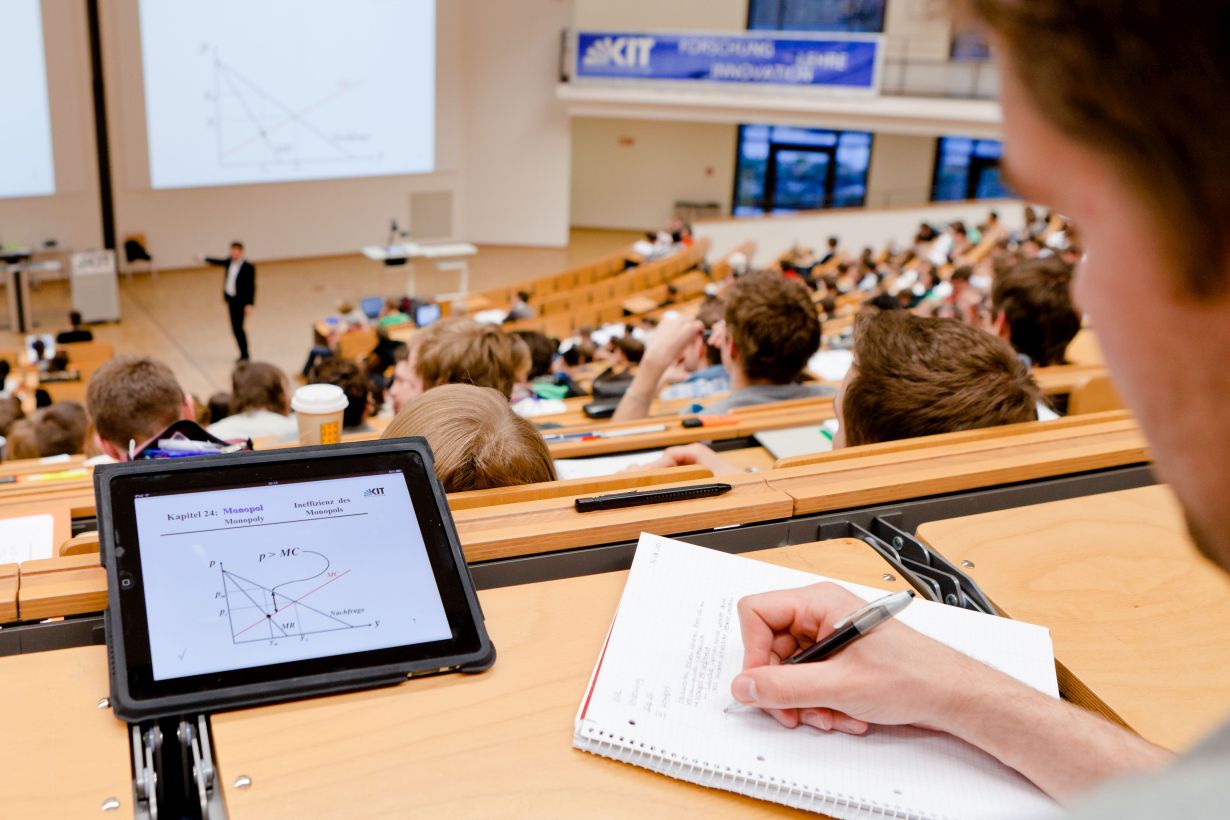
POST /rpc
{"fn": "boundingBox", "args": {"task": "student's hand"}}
[658,363,692,387]
[245,305,253,316]
[614,316,705,424]
[643,315,704,370]
[635,443,741,476]
[731,583,984,735]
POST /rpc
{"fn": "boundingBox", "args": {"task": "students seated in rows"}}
[382,384,555,493]
[0,396,23,440]
[991,256,1081,368]
[646,313,1040,475]
[85,356,236,461]
[591,335,643,398]
[510,330,583,413]
[55,311,93,345]
[504,291,535,323]
[613,270,831,421]
[207,361,298,443]
[658,297,731,401]
[388,318,529,413]
[377,298,411,328]
[5,401,89,459]
[4,418,39,460]
[309,358,374,435]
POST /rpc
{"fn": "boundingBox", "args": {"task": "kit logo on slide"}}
[363,487,386,497]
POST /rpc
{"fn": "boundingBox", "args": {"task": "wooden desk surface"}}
[0,646,132,819]
[767,419,1148,516]
[917,485,1230,752]
[211,539,903,819]
[454,473,793,562]
[548,398,835,459]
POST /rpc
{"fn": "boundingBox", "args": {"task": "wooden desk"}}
[453,473,793,562]
[1066,328,1104,367]
[721,445,777,472]
[548,397,835,459]
[1,505,72,555]
[1031,364,1108,396]
[0,562,16,622]
[210,539,904,819]
[767,419,1148,516]
[18,552,107,621]
[0,646,132,819]
[0,453,87,477]
[917,485,1230,752]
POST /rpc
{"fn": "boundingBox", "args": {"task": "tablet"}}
[95,439,494,721]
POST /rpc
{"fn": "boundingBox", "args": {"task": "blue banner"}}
[574,32,880,91]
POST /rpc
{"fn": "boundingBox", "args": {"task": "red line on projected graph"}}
[232,569,352,638]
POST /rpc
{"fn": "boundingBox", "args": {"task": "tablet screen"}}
[133,469,452,681]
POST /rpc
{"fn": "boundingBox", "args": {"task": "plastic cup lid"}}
[291,383,349,415]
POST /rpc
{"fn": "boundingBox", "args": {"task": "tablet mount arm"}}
[130,714,225,820]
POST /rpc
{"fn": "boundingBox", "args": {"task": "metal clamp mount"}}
[817,514,997,614]
[131,714,226,820]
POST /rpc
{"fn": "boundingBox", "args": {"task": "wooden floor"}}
[3,229,640,401]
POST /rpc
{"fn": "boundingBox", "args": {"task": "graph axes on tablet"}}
[219,563,371,644]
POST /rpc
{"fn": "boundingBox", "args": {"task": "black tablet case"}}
[95,439,495,722]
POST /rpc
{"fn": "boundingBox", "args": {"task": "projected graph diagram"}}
[217,549,373,645]
[206,47,380,168]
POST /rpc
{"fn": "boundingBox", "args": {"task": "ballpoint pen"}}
[724,589,916,714]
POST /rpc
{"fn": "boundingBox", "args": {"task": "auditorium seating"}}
[0,406,1149,627]
[0,211,1136,640]
[503,240,712,336]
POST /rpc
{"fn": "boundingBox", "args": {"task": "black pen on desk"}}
[574,482,732,512]
[724,589,915,714]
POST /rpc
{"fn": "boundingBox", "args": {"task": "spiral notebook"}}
[574,534,1062,819]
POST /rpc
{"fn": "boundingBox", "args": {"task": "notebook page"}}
[575,534,1060,819]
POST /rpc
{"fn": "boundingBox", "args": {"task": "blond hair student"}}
[381,384,555,493]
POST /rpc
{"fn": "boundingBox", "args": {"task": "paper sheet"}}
[554,451,665,481]
[576,534,1060,819]
[0,514,56,565]
[754,421,838,460]
[807,349,854,383]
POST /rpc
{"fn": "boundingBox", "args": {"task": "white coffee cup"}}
[291,384,349,445]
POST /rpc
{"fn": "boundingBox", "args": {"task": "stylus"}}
[574,483,733,512]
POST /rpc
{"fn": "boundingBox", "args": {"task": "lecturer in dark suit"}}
[205,241,256,361]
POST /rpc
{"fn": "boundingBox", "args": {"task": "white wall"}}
[694,198,1022,264]
[574,0,747,30]
[570,118,736,230]
[0,2,103,253]
[865,133,936,208]
[883,0,952,61]
[461,0,572,247]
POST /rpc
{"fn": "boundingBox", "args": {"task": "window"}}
[733,125,872,216]
[930,136,1016,202]
[950,30,992,61]
[748,0,886,33]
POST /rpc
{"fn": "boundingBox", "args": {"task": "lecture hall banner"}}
[574,31,882,93]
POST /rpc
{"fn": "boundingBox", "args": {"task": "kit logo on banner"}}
[582,36,656,69]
